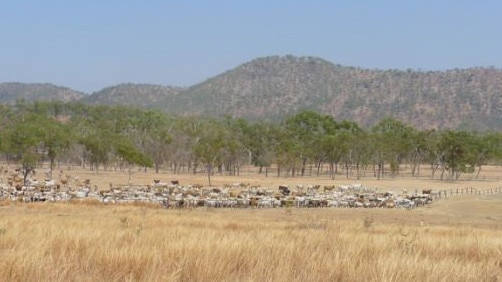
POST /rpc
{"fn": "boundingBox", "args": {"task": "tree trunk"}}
[206,164,212,186]
[356,163,361,180]
[476,165,482,180]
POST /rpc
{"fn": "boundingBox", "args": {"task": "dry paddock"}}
[0,196,501,281]
[0,165,502,281]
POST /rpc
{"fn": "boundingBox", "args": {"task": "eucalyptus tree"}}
[127,110,173,173]
[313,114,339,176]
[25,101,77,174]
[175,116,205,174]
[340,129,371,179]
[435,130,477,180]
[70,105,114,170]
[426,129,447,179]
[321,120,362,179]
[0,105,15,160]
[96,105,159,172]
[485,132,502,164]
[115,139,154,183]
[370,118,414,179]
[40,116,72,177]
[78,128,115,171]
[69,104,145,171]
[191,118,227,185]
[3,113,46,184]
[274,124,301,177]
[469,131,502,179]
[464,131,502,179]
[407,129,433,177]
[218,116,248,175]
[283,110,336,177]
[241,121,278,176]
[60,103,92,166]
[166,118,194,173]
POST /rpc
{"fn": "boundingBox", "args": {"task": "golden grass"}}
[1,164,502,281]
[0,201,501,281]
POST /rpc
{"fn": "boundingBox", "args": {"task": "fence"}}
[432,187,502,200]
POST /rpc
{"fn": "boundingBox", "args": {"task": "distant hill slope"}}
[167,55,502,130]
[165,56,347,119]
[0,82,85,103]
[3,55,502,130]
[82,83,182,107]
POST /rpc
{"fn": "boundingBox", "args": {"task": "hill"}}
[170,56,502,130]
[82,83,182,108]
[3,55,502,130]
[0,82,85,103]
[165,56,346,119]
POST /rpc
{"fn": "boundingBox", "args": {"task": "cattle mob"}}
[0,175,434,209]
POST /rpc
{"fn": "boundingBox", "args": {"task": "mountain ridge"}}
[2,55,502,130]
[0,82,85,103]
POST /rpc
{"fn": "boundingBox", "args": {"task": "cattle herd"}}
[0,170,436,209]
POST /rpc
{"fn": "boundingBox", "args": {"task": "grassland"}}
[0,164,501,281]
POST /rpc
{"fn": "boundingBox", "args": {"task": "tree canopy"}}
[1,102,501,184]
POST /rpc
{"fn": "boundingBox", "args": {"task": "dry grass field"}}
[0,164,502,281]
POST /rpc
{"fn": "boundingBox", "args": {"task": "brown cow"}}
[324,185,335,192]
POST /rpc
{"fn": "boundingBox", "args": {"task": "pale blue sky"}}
[1,0,501,93]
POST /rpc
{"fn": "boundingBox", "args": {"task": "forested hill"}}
[80,83,182,108]
[0,82,85,103]
[171,56,502,130]
[2,55,502,130]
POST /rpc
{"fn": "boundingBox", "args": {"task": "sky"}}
[1,0,501,93]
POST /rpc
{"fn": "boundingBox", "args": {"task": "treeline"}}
[1,101,502,184]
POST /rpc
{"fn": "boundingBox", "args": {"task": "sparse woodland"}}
[1,101,502,185]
